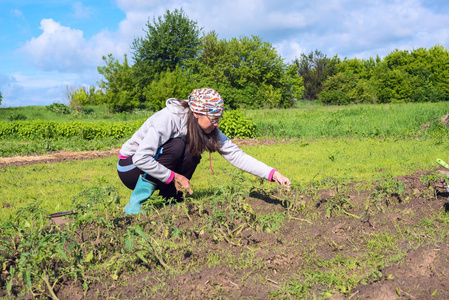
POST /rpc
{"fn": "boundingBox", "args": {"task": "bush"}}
[70,88,90,109]
[219,110,256,138]
[7,113,27,121]
[46,103,72,115]
[319,90,351,105]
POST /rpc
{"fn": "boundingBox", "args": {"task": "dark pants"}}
[117,138,201,201]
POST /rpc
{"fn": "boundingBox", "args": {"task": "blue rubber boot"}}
[124,174,157,215]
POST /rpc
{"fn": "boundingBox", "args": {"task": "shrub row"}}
[0,120,145,140]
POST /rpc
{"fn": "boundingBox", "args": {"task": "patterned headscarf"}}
[188,88,224,117]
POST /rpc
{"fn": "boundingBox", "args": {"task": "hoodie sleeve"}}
[132,115,176,183]
[217,130,275,180]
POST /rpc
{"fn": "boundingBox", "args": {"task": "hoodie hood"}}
[165,98,188,135]
[166,98,188,114]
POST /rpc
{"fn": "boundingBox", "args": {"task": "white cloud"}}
[17,19,129,72]
[113,0,449,61]
[116,0,162,11]
[14,0,449,74]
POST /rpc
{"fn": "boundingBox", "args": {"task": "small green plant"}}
[326,150,340,162]
[361,176,407,224]
[420,171,448,187]
[373,175,406,204]
[128,225,172,270]
[72,185,121,229]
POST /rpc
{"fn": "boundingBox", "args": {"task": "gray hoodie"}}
[119,99,275,183]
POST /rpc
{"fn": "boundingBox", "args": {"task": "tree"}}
[131,8,202,88]
[337,56,381,80]
[294,50,340,100]
[319,72,376,105]
[69,87,90,110]
[0,91,2,106]
[379,47,448,102]
[97,54,140,112]
[186,33,301,108]
[424,45,449,99]
[143,66,193,110]
[318,45,449,105]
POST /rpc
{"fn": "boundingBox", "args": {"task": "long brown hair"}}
[178,100,221,157]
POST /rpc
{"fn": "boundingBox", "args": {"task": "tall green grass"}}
[246,102,449,139]
[0,105,154,122]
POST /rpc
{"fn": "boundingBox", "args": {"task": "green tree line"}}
[313,46,449,105]
[69,8,449,112]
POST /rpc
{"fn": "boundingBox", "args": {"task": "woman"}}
[117,88,291,214]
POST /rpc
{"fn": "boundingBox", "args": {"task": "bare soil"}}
[2,142,449,299]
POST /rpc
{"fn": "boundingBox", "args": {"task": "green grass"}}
[202,137,449,187]
[245,101,449,139]
[0,104,154,122]
[1,137,448,222]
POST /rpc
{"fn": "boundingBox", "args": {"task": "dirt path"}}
[0,139,288,168]
[0,149,120,168]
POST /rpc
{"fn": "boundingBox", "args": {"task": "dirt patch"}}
[356,246,449,299]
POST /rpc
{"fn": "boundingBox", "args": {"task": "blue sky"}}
[1,0,449,107]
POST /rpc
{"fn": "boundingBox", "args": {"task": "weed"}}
[128,225,172,270]
[420,171,448,187]
[257,212,285,233]
[319,177,357,218]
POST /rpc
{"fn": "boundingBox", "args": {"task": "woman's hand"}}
[273,171,291,188]
[174,173,193,194]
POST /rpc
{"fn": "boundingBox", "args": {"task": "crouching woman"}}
[117,88,291,214]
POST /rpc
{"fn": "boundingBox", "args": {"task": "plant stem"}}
[42,272,59,300]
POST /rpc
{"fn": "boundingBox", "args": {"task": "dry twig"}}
[218,228,241,246]
[348,290,359,299]
[229,280,239,287]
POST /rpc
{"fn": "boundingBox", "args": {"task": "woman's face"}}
[194,113,221,134]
